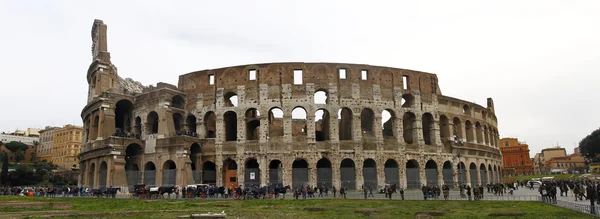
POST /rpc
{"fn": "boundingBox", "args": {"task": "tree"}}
[0,152,8,185]
[4,141,28,153]
[579,128,600,159]
[14,150,25,163]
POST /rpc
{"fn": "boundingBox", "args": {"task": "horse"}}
[104,187,121,198]
[91,189,104,198]
[158,186,176,199]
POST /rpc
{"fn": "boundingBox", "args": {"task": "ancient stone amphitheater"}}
[78,20,503,191]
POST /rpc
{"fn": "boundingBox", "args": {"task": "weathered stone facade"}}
[78,19,503,191]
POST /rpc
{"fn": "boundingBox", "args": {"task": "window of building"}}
[505,141,508,146]
[249,69,257,81]
[339,68,346,79]
[402,75,409,89]
[209,74,215,85]
[361,70,368,80]
[293,69,303,85]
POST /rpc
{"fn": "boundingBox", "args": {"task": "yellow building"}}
[52,125,83,169]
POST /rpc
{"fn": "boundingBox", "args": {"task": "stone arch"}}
[162,160,177,186]
[384,159,399,185]
[245,108,260,140]
[315,109,330,141]
[401,94,415,107]
[403,112,417,144]
[382,109,396,138]
[202,161,216,185]
[115,99,134,134]
[425,160,438,186]
[439,115,450,142]
[338,107,353,140]
[223,111,237,141]
[125,143,143,187]
[453,117,463,140]
[340,158,356,189]
[457,162,466,185]
[292,159,309,189]
[483,125,490,145]
[314,90,328,104]
[99,161,108,189]
[465,120,474,142]
[134,116,142,136]
[463,104,471,114]
[186,114,197,134]
[245,158,260,187]
[147,111,159,134]
[204,111,216,138]
[406,159,420,188]
[171,95,185,109]
[268,107,284,138]
[360,108,375,136]
[173,113,184,133]
[422,113,435,145]
[316,158,333,188]
[224,92,238,107]
[469,162,478,186]
[144,162,156,186]
[190,143,201,182]
[480,163,488,186]
[223,159,238,188]
[291,107,307,137]
[363,158,377,187]
[442,161,453,187]
[269,160,283,187]
[89,162,96,188]
[475,122,483,143]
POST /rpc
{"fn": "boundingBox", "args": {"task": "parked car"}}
[529,180,542,187]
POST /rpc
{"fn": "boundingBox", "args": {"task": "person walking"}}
[587,183,597,215]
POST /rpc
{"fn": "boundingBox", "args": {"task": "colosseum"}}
[78,19,503,191]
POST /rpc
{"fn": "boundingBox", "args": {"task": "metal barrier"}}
[545,199,600,218]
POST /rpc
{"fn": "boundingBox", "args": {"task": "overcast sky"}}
[1,1,598,157]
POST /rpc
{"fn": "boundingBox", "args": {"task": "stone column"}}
[374,112,383,142]
[308,161,316,187]
[465,166,471,186]
[215,155,223,186]
[452,163,459,188]
[419,164,426,187]
[283,160,293,188]
[355,160,363,190]
[476,166,482,186]
[332,158,340,188]
[353,114,362,142]
[283,115,292,144]
[97,110,105,139]
[237,116,246,144]
[415,115,424,152]
[237,158,245,187]
[306,115,316,143]
[399,160,406,189]
[437,165,444,187]
[377,158,385,185]
[260,156,267,187]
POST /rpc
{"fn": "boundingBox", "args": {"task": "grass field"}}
[503,174,580,182]
[0,196,595,219]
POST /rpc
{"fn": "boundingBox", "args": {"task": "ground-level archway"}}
[99,161,108,189]
[224,159,238,188]
[144,162,156,186]
[202,161,216,185]
[442,161,453,187]
[269,160,283,187]
[245,158,260,187]
[425,160,438,186]
[480,163,488,186]
[406,160,420,188]
[384,159,399,185]
[340,159,356,190]
[317,158,332,189]
[162,160,177,186]
[469,163,478,186]
[292,159,309,189]
[363,159,377,188]
[457,162,466,186]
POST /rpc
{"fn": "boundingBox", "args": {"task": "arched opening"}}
[469,163,478,186]
[457,162,466,186]
[480,163,488,186]
[340,159,356,189]
[453,117,463,140]
[382,109,396,138]
[268,108,284,138]
[475,122,483,143]
[224,92,238,107]
[171,95,185,109]
[162,160,177,186]
[425,160,438,186]
[465,121,474,142]
[483,126,490,145]
[403,112,417,144]
[224,111,237,141]
[292,159,309,189]
[99,161,108,189]
[144,162,156,186]
[147,111,159,134]
[186,115,197,135]
[360,108,375,137]
[269,160,283,187]
[202,161,216,185]
[338,108,353,140]
[363,159,377,187]
[384,159,399,185]
[315,109,330,141]
[401,94,415,107]
[204,112,216,138]
[442,161,453,187]
[115,100,133,135]
[88,163,96,188]
[463,104,471,114]
[245,158,260,187]
[173,113,184,133]
[245,108,260,140]
[125,143,143,187]
[316,158,332,188]
[190,143,201,182]
[224,159,238,188]
[422,113,435,145]
[314,90,327,104]
[439,115,450,142]
[488,164,493,183]
[134,117,142,137]
[406,160,420,188]
[291,107,307,137]
[92,115,99,140]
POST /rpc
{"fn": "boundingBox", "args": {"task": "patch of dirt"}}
[415,210,446,216]
[354,209,382,216]
[414,213,434,219]
[304,207,326,212]
[488,212,525,216]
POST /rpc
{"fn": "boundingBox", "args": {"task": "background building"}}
[500,138,534,176]
[37,126,60,162]
[0,128,40,145]
[534,147,567,174]
[52,125,83,169]
[546,153,585,173]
